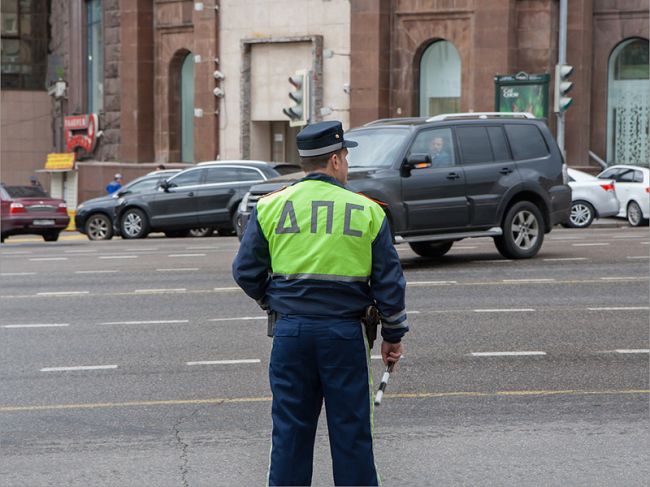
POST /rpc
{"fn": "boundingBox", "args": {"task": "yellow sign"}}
[45,153,75,171]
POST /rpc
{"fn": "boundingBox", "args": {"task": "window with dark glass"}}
[86,0,103,112]
[1,0,49,90]
[486,127,512,161]
[204,167,240,184]
[169,169,202,187]
[505,124,549,160]
[456,127,493,164]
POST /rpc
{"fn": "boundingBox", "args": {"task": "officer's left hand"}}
[381,341,403,370]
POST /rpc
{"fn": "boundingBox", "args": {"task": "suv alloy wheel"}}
[85,213,113,240]
[494,201,544,259]
[121,208,149,239]
[627,201,644,227]
[566,201,595,228]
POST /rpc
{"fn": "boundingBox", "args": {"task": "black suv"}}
[114,161,299,239]
[236,113,571,259]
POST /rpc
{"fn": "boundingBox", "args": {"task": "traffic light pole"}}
[556,0,568,155]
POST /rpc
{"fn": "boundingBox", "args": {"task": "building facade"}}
[1,0,648,201]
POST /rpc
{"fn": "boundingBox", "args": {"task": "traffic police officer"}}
[232,120,409,486]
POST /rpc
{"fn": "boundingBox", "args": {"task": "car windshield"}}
[4,186,49,198]
[345,128,410,168]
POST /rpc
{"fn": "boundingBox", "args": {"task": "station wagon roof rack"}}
[426,112,536,122]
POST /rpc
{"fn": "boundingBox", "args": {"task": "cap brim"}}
[343,139,358,148]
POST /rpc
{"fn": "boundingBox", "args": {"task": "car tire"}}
[42,231,60,242]
[120,208,149,239]
[494,201,545,259]
[408,241,453,258]
[189,227,213,238]
[627,200,645,227]
[164,230,191,238]
[85,213,113,240]
[564,200,595,229]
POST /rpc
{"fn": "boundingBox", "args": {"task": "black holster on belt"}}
[266,310,278,337]
[361,305,380,349]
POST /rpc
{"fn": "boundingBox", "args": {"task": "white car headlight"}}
[239,193,250,212]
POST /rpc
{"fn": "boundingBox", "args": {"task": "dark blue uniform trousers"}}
[268,315,379,486]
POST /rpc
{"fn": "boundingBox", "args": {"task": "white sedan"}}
[597,165,650,226]
[565,168,619,228]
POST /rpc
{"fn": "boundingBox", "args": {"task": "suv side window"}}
[505,124,549,160]
[126,178,163,193]
[169,169,203,187]
[487,126,512,161]
[457,126,495,164]
[408,128,456,168]
[204,166,240,184]
[617,169,637,183]
[236,168,265,181]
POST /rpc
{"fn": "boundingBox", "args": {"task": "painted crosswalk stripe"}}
[470,351,546,357]
[37,291,89,296]
[134,288,187,293]
[1,272,37,276]
[3,323,69,328]
[186,359,260,366]
[615,349,649,354]
[587,306,649,311]
[30,257,68,261]
[99,255,137,259]
[474,308,535,313]
[100,320,189,325]
[75,270,118,274]
[41,365,118,372]
[502,279,554,283]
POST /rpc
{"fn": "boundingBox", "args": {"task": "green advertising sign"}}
[494,72,550,119]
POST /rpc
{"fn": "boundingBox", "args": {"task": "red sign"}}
[64,114,99,155]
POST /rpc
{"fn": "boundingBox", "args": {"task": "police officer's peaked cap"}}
[296,121,358,157]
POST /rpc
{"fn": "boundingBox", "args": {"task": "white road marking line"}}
[156,268,200,272]
[134,288,187,293]
[1,251,32,254]
[37,291,89,296]
[64,250,98,253]
[185,246,216,250]
[452,246,477,249]
[208,316,266,322]
[123,247,158,251]
[587,306,649,311]
[41,365,118,372]
[613,235,647,239]
[186,359,260,366]
[549,236,583,240]
[214,287,242,292]
[615,349,649,354]
[483,259,513,263]
[470,351,546,357]
[100,319,189,325]
[572,243,609,247]
[627,256,649,259]
[543,257,588,261]
[640,242,649,245]
[407,281,457,286]
[168,253,206,257]
[3,323,69,328]
[99,255,138,259]
[599,277,640,281]
[29,257,68,261]
[75,270,118,274]
[502,278,555,283]
[474,308,535,313]
[1,272,37,276]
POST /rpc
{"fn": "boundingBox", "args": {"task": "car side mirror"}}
[116,189,130,197]
[159,180,171,192]
[403,154,432,173]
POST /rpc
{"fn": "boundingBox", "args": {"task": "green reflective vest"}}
[256,179,385,280]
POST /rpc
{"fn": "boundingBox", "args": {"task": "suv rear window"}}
[505,124,549,160]
[3,186,49,198]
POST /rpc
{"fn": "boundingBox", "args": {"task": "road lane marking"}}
[123,247,158,251]
[408,281,457,286]
[0,272,37,276]
[483,260,513,263]
[599,277,639,281]
[168,253,206,257]
[185,246,216,250]
[156,268,200,272]
[99,255,137,259]
[29,257,68,261]
[37,291,89,296]
[587,306,649,311]
[2,323,69,328]
[543,257,588,261]
[40,365,118,372]
[100,320,189,325]
[64,250,98,253]
[473,308,535,313]
[613,235,647,239]
[549,236,583,240]
[1,251,32,254]
[451,246,477,249]
[502,278,555,283]
[572,243,609,247]
[615,349,650,354]
[134,288,187,293]
[208,316,266,322]
[186,359,261,366]
[3,389,647,412]
[75,270,119,274]
[213,287,242,292]
[627,256,649,259]
[470,351,546,357]
[640,242,649,245]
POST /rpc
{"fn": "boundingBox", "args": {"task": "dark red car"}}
[0,184,69,242]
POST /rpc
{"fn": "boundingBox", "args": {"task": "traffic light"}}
[554,64,574,113]
[282,70,310,127]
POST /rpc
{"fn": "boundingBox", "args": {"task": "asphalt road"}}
[1,225,648,486]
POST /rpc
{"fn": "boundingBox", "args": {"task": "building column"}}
[119,0,154,162]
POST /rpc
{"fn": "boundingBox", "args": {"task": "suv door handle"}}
[499,167,513,175]
[187,192,194,197]
[446,172,461,180]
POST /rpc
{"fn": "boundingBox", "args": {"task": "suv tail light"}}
[9,202,25,214]
[599,183,615,192]
[57,202,68,213]
[645,187,649,193]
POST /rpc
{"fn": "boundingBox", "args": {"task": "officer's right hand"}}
[381,341,403,370]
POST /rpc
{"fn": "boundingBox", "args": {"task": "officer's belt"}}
[271,273,370,283]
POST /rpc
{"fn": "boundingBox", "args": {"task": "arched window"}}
[419,40,461,117]
[180,53,195,163]
[606,38,649,165]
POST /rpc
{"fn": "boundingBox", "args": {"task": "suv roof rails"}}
[363,117,428,127]
[196,159,268,166]
[426,112,536,122]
